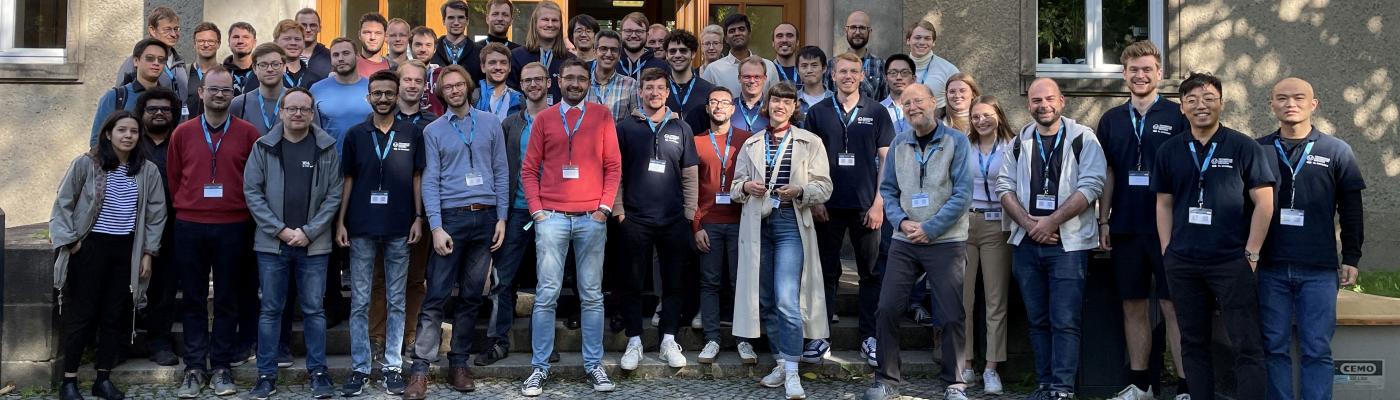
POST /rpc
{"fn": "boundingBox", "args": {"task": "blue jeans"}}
[349,236,410,373]
[488,208,534,345]
[699,223,740,343]
[760,208,804,362]
[1012,240,1088,393]
[531,211,607,371]
[411,208,496,368]
[1258,262,1338,400]
[256,244,329,376]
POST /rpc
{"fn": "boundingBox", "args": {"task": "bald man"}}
[826,11,885,99]
[1256,77,1365,400]
[994,78,1105,399]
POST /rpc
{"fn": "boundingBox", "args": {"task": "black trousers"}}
[816,207,882,339]
[141,220,178,352]
[618,218,693,337]
[874,240,965,386]
[1164,253,1265,400]
[61,232,135,373]
[176,220,252,371]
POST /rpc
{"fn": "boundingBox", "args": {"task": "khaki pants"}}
[962,211,1012,363]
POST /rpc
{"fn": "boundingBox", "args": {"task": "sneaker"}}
[341,371,369,397]
[175,369,205,398]
[1110,385,1154,400]
[760,365,785,388]
[946,386,970,400]
[229,348,254,367]
[736,341,758,364]
[382,369,406,395]
[276,350,293,368]
[585,366,616,392]
[800,339,829,364]
[209,368,236,396]
[521,367,547,397]
[863,382,899,400]
[691,314,703,329]
[246,375,276,400]
[475,341,509,366]
[860,337,878,367]
[784,370,807,399]
[961,368,979,386]
[1049,390,1076,399]
[983,369,1004,395]
[1174,395,1190,400]
[697,341,721,364]
[149,348,179,366]
[620,340,643,370]
[910,305,933,326]
[659,340,687,368]
[309,370,336,398]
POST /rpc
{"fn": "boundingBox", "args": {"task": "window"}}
[1036,0,1163,77]
[0,0,68,64]
[708,1,799,60]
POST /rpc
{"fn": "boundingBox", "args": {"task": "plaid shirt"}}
[826,52,886,100]
[588,70,639,122]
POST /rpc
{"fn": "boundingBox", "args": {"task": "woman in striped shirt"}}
[50,111,167,400]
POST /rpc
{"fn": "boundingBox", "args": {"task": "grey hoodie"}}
[994,116,1106,252]
[243,124,344,256]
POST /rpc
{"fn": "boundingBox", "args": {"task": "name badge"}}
[562,165,580,179]
[1128,170,1150,186]
[1035,194,1057,211]
[648,159,667,173]
[837,152,856,166]
[1188,207,1213,225]
[465,173,484,186]
[370,190,389,204]
[715,193,732,204]
[181,105,190,119]
[984,211,1003,221]
[1280,208,1305,227]
[911,193,930,208]
[770,197,781,209]
[203,183,224,198]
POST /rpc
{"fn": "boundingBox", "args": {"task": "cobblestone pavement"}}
[11,378,1029,399]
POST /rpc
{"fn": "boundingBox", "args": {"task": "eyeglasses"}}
[885,69,913,77]
[256,61,286,70]
[157,26,180,36]
[740,74,765,81]
[144,106,173,114]
[845,25,870,32]
[707,99,733,107]
[368,90,398,99]
[141,55,169,64]
[439,82,469,92]
[282,106,314,115]
[970,113,998,122]
[666,48,691,55]
[620,28,646,36]
[203,87,236,96]
[521,77,549,85]
[596,46,619,55]
[195,39,219,46]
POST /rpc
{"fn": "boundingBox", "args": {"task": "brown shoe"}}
[403,372,429,400]
[450,366,476,392]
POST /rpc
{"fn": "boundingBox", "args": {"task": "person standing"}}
[230,44,292,136]
[663,29,716,130]
[995,78,1106,400]
[92,39,170,147]
[587,30,639,122]
[957,95,1016,393]
[134,88,183,367]
[223,22,257,93]
[905,20,958,109]
[410,27,448,117]
[731,57,771,132]
[186,22,222,121]
[310,37,373,152]
[771,23,801,87]
[1257,77,1366,400]
[828,11,884,100]
[616,13,668,82]
[51,111,167,400]
[386,18,412,66]
[938,73,981,135]
[356,13,393,77]
[295,8,332,78]
[569,14,600,62]
[431,0,486,82]
[396,59,440,129]
[796,46,831,115]
[114,7,189,108]
[478,43,524,121]
[507,0,566,103]
[477,0,521,50]
[645,24,669,55]
[698,25,725,75]
[880,54,916,135]
[701,14,779,97]
[253,20,325,93]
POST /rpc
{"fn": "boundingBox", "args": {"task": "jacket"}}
[880,121,973,244]
[243,125,344,256]
[994,117,1107,252]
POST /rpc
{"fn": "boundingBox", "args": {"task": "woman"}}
[699,24,726,76]
[568,13,599,62]
[509,0,567,102]
[50,111,166,400]
[731,82,831,400]
[939,72,982,134]
[958,95,1016,394]
[906,20,960,107]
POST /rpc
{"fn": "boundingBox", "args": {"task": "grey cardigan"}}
[243,125,344,256]
[994,117,1106,252]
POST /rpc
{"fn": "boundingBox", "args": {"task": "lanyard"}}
[670,79,695,107]
[886,102,909,133]
[201,115,229,182]
[451,111,479,167]
[620,55,643,78]
[737,99,761,131]
[708,127,734,187]
[370,128,397,189]
[1188,140,1219,207]
[443,38,463,65]
[977,141,1000,200]
[283,69,302,88]
[539,50,553,69]
[560,103,587,163]
[163,65,177,82]
[479,81,512,116]
[194,65,205,82]
[646,109,673,159]
[764,129,794,185]
[1034,121,1066,194]
[913,136,940,188]
[1274,138,1315,208]
[776,62,798,82]
[256,89,283,131]
[1127,95,1160,169]
[917,60,932,84]
[832,96,861,152]
[396,112,422,125]
[590,64,619,105]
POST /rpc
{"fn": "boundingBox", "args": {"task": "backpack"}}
[112,85,129,111]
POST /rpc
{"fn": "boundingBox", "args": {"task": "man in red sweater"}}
[517,57,621,397]
[163,66,262,397]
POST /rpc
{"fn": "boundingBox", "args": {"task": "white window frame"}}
[1036,0,1164,79]
[0,0,67,64]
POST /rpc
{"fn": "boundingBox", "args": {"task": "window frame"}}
[0,0,80,82]
[1020,0,1180,93]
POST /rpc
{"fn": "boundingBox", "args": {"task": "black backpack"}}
[112,85,129,111]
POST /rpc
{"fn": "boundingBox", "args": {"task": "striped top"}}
[93,165,138,235]
[764,129,794,206]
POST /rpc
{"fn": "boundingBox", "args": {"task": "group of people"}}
[50,1,1364,400]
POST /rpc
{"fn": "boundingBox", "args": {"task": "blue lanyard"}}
[670,79,695,107]
[1034,121,1066,194]
[764,129,793,173]
[539,50,553,69]
[977,141,999,198]
[443,38,463,64]
[283,70,302,88]
[737,100,761,131]
[1274,138,1315,208]
[620,56,643,78]
[478,81,512,116]
[590,63,619,104]
[256,89,283,131]
[451,111,478,167]
[194,65,205,82]
[164,65,177,82]
[913,136,940,188]
[893,106,909,133]
[708,127,733,187]
[1127,95,1160,169]
[776,62,798,82]
[917,61,932,84]
[371,129,397,161]
[396,112,422,125]
[1188,140,1219,207]
[560,103,587,162]
[201,115,229,181]
[832,96,861,152]
[646,109,673,158]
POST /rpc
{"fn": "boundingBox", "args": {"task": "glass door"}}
[706,1,801,60]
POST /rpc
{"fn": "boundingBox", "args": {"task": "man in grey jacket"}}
[994,78,1106,400]
[242,88,344,399]
[115,7,190,117]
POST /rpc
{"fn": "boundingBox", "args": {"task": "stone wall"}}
[1,223,61,386]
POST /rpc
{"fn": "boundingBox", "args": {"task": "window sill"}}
[0,62,81,83]
[1020,74,1182,97]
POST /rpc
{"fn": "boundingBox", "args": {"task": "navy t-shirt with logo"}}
[1257,128,1366,267]
[616,111,700,227]
[1151,125,1275,264]
[806,95,896,210]
[1096,97,1188,234]
[341,119,427,238]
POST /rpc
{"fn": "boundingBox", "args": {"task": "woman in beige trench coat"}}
[729,82,832,400]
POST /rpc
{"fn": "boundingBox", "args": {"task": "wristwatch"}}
[1245,250,1260,263]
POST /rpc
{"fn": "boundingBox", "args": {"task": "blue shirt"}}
[1257,128,1366,267]
[1151,125,1276,264]
[310,76,372,154]
[421,108,510,228]
[731,96,768,133]
[1095,97,1188,235]
[474,81,524,122]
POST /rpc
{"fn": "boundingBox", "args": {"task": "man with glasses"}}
[570,15,600,62]
[116,7,189,106]
[296,8,333,78]
[664,30,715,130]
[223,22,258,94]
[186,22,223,121]
[230,44,294,137]
[701,13,779,97]
[618,13,668,82]
[93,38,171,147]
[827,11,885,100]
[477,0,521,50]
[881,55,917,138]
[730,58,770,133]
[135,87,184,367]
[587,30,639,122]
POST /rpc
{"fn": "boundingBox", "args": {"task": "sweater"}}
[880,121,972,244]
[694,127,752,231]
[521,101,622,214]
[166,115,262,223]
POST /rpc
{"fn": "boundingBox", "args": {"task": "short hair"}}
[1179,71,1222,96]
[648,24,668,34]
[797,46,827,66]
[708,86,734,98]
[193,22,221,42]
[559,56,589,75]
[360,12,388,30]
[639,67,668,84]
[570,14,599,36]
[135,87,182,122]
[884,53,914,75]
[274,19,305,40]
[441,0,469,18]
[832,52,863,69]
[774,22,799,36]
[520,61,548,77]
[701,24,723,38]
[622,12,649,28]
[480,43,512,63]
[434,64,476,99]
[526,1,567,54]
[720,13,750,31]
[595,29,622,46]
[252,42,288,61]
[1119,40,1162,65]
[282,87,316,105]
[368,69,400,88]
[229,21,256,38]
[330,36,359,53]
[410,26,437,40]
[398,59,428,76]
[146,6,178,28]
[131,38,169,59]
[906,20,937,42]
[665,29,698,52]
[487,0,514,11]
[295,8,320,21]
[201,65,231,83]
[762,81,802,123]
[739,56,767,75]
[387,18,410,29]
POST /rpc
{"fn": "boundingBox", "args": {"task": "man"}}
[700,13,779,96]
[519,57,621,397]
[772,23,801,86]
[806,53,896,367]
[614,67,700,370]
[506,2,566,103]
[478,43,524,121]
[410,27,447,116]
[905,20,958,109]
[357,12,393,77]
[187,22,222,120]
[995,78,1106,399]
[880,54,916,135]
[115,7,189,106]
[230,44,292,136]
[693,87,759,365]
[1257,77,1365,400]
[797,46,832,114]
[588,30,639,122]
[477,0,521,50]
[243,87,344,400]
[1095,41,1189,400]
[617,13,667,81]
[1152,72,1273,400]
[829,11,885,100]
[396,59,440,129]
[310,37,373,153]
[165,66,261,398]
[646,23,669,54]
[249,19,325,93]
[570,14,600,62]
[92,39,169,146]
[866,83,972,400]
[664,30,715,130]
[386,18,412,65]
[135,87,183,367]
[431,0,486,83]
[478,62,551,367]
[297,8,333,77]
[402,64,509,399]
[223,22,257,92]
[731,57,769,132]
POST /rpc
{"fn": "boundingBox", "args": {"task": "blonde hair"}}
[1119,40,1162,66]
[968,95,1016,145]
[940,72,983,133]
[525,1,567,54]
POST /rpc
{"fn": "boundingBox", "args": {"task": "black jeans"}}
[1164,253,1265,400]
[816,207,882,339]
[698,223,740,342]
[141,220,178,352]
[61,232,135,373]
[875,240,965,386]
[175,220,253,372]
[618,218,693,337]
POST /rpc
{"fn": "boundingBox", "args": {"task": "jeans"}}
[175,220,253,372]
[760,208,805,362]
[619,218,693,338]
[487,208,535,346]
[1165,253,1265,400]
[531,211,608,370]
[411,208,496,368]
[60,233,134,373]
[1259,262,1335,400]
[349,236,411,373]
[1012,240,1088,393]
[256,244,329,375]
[699,223,740,342]
[815,208,881,339]
[875,240,965,386]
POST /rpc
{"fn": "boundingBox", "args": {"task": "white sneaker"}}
[860,337,878,367]
[620,340,643,370]
[961,368,979,386]
[698,341,720,364]
[659,340,687,368]
[945,386,969,400]
[784,371,806,399]
[1174,394,1190,400]
[983,369,1004,395]
[736,341,758,364]
[1110,385,1154,400]
[760,365,785,388]
[691,314,703,329]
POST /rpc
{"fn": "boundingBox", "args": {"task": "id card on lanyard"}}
[833,97,861,166]
[1127,96,1160,186]
[764,130,793,208]
[560,104,587,179]
[1033,123,1064,211]
[369,128,397,203]
[201,115,230,198]
[451,112,484,186]
[1187,140,1218,225]
[709,127,734,204]
[1274,138,1315,227]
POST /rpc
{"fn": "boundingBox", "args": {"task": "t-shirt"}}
[806,95,896,210]
[280,136,319,229]
[1029,129,1066,217]
[1096,97,1188,234]
[694,127,753,230]
[395,109,438,131]
[667,74,714,129]
[356,56,391,78]
[616,110,699,227]
[1151,125,1276,264]
[341,119,427,238]
[309,76,372,154]
[1257,128,1366,266]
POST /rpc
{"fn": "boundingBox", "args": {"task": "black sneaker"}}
[521,367,547,397]
[383,369,407,395]
[247,375,277,400]
[91,379,125,399]
[341,371,368,397]
[585,366,616,392]
[309,370,336,398]
[474,342,509,366]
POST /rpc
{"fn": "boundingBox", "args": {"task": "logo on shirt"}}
[1210,158,1234,169]
[664,134,681,144]
[301,161,315,169]
[1306,154,1331,168]
[393,142,412,152]
[1152,124,1173,135]
[857,116,874,125]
